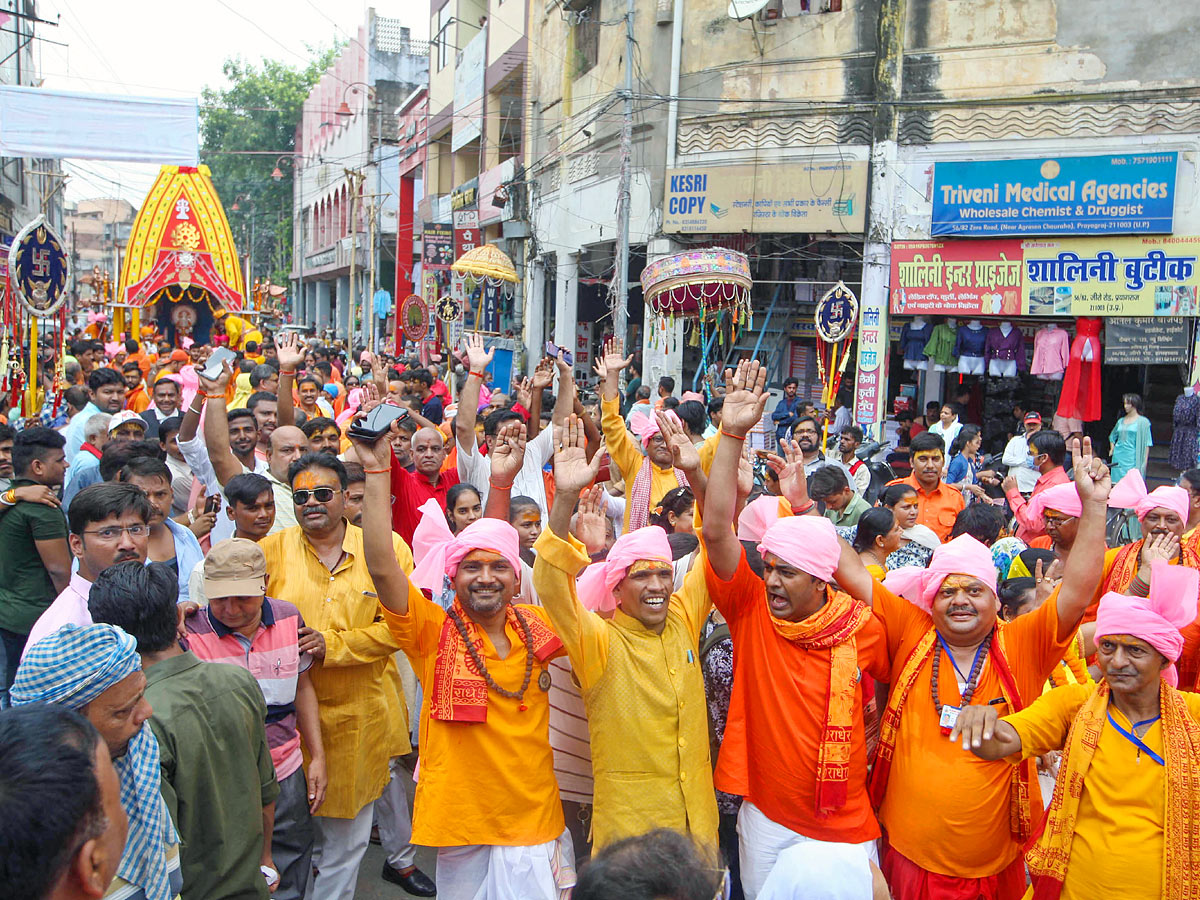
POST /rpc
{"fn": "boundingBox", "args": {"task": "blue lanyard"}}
[1106,711,1165,766]
[935,632,987,687]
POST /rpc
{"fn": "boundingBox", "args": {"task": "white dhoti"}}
[757,841,874,900]
[435,829,576,900]
[737,801,878,900]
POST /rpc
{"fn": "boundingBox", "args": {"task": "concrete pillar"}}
[524,256,546,376]
[336,275,351,337]
[305,281,316,328]
[554,250,577,353]
[315,279,331,331]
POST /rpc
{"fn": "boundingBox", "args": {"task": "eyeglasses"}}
[83,525,150,540]
[292,487,340,505]
[1042,511,1074,527]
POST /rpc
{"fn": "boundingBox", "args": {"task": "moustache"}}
[947,605,976,616]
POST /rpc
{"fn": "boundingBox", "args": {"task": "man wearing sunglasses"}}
[258,452,430,900]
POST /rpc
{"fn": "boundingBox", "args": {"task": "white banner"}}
[0,86,199,164]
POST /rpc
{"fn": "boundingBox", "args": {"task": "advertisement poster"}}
[1104,317,1191,365]
[662,161,867,234]
[422,224,453,269]
[890,236,1200,318]
[931,153,1178,236]
[853,297,888,427]
[453,208,479,260]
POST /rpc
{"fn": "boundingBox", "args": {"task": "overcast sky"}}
[34,0,425,204]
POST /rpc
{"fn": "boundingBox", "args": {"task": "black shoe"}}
[381,863,437,897]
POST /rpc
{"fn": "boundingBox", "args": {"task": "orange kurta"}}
[872,584,1072,878]
[381,587,566,847]
[890,475,964,543]
[126,385,150,414]
[705,550,890,843]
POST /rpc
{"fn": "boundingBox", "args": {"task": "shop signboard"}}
[1104,317,1190,365]
[422,224,453,269]
[931,153,1178,236]
[890,236,1200,318]
[853,296,888,427]
[662,161,867,234]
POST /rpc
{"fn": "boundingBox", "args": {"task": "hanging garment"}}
[984,326,1027,371]
[953,325,987,359]
[899,321,933,362]
[922,322,958,368]
[1170,392,1200,470]
[1056,318,1103,422]
[1030,327,1070,377]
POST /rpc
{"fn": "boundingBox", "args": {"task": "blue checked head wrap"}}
[11,624,177,900]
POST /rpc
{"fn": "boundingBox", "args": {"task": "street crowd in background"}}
[2,318,1200,900]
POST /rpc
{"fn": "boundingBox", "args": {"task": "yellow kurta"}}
[1005,683,1200,900]
[381,585,567,847]
[600,394,719,531]
[532,529,718,850]
[259,522,413,819]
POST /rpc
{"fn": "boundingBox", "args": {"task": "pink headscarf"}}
[757,515,840,583]
[336,387,365,427]
[883,534,998,614]
[1108,470,1190,523]
[1094,560,1199,687]
[410,498,522,592]
[1026,481,1082,523]
[737,495,785,543]
[629,407,682,448]
[680,391,705,404]
[576,525,672,612]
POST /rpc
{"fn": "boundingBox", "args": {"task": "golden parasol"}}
[451,243,518,283]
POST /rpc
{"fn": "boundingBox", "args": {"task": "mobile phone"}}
[204,495,221,515]
[347,402,411,442]
[544,340,574,366]
[200,346,236,382]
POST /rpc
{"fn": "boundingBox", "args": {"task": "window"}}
[434,5,452,71]
[572,1,600,78]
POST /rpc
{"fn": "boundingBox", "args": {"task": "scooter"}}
[856,441,897,505]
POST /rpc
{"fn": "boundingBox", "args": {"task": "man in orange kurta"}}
[887,431,964,543]
[838,439,1111,900]
[355,424,574,899]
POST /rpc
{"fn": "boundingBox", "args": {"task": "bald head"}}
[412,427,446,476]
[268,426,307,481]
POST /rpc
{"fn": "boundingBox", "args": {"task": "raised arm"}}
[551,352,576,428]
[198,361,244,486]
[1054,436,1111,640]
[352,420,416,616]
[701,360,768,580]
[274,332,305,429]
[657,410,707,514]
[595,337,641,481]
[456,333,493,455]
[526,359,555,437]
[483,419,525,520]
[547,414,605,540]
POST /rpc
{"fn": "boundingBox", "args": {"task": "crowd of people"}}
[1,325,1198,900]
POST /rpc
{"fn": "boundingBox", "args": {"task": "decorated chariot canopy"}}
[118,164,245,312]
[640,246,753,352]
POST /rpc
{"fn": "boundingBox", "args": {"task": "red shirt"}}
[389,451,460,546]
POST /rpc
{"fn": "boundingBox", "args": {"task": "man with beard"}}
[886,431,964,542]
[701,361,889,898]
[248,391,279,460]
[770,377,802,443]
[534,414,717,851]
[791,416,831,479]
[356,425,572,900]
[11,622,181,900]
[65,368,128,462]
[953,561,1200,899]
[24,483,152,652]
[389,425,459,547]
[257,452,423,900]
[123,363,150,414]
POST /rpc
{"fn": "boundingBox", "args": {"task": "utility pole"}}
[613,0,635,346]
[367,201,377,352]
[345,168,365,346]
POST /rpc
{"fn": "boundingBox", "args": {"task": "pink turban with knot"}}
[737,495,786,543]
[1108,470,1190,523]
[629,407,682,448]
[576,525,672,612]
[883,534,998,614]
[410,498,522,592]
[1026,481,1083,523]
[757,515,840,583]
[1094,559,1199,687]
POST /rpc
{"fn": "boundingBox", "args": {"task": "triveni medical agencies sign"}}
[931,153,1178,236]
[662,162,867,234]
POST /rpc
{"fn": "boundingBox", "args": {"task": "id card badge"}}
[939,705,960,736]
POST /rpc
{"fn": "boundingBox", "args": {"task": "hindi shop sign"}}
[1104,317,1190,365]
[662,162,867,234]
[931,153,1178,236]
[890,237,1200,318]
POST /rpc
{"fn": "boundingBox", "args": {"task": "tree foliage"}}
[199,48,340,287]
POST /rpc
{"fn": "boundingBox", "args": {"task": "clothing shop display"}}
[899,318,932,371]
[1030,324,1069,379]
[922,319,958,372]
[1170,388,1200,471]
[984,322,1025,378]
[953,321,986,375]
[1056,317,1103,422]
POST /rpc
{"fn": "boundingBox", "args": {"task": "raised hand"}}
[1140,530,1181,568]
[1071,436,1111,504]
[463,332,494,374]
[720,359,769,436]
[656,410,700,472]
[1034,557,1063,607]
[553,414,604,495]
[513,376,534,410]
[766,438,811,509]
[197,359,233,394]
[347,412,396,470]
[571,484,609,555]
[531,357,555,391]
[601,336,633,375]
[489,419,527,488]
[275,331,305,370]
[359,381,382,415]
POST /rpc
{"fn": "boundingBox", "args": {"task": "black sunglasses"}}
[292,487,340,505]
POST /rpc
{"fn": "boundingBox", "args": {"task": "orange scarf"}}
[869,626,1035,843]
[1027,680,1200,900]
[770,589,873,816]
[429,600,562,724]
